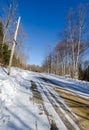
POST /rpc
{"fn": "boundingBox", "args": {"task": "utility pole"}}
[8,16,21,75]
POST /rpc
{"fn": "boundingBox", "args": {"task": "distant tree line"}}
[27,65,42,72]
[42,3,89,81]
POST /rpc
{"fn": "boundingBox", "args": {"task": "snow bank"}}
[0,68,17,106]
[0,79,17,106]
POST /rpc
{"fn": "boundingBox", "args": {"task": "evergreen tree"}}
[0,22,3,64]
[3,44,11,66]
[0,22,3,44]
[78,64,83,80]
[0,22,11,66]
[78,65,89,81]
[84,66,89,81]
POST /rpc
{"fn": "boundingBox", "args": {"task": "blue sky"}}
[18,0,88,66]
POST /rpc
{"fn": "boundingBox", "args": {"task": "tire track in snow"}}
[36,76,80,130]
[36,80,68,130]
[44,85,80,130]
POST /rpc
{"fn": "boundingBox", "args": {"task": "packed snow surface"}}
[0,67,88,130]
[42,73,89,99]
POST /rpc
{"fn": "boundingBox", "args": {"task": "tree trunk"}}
[8,17,21,75]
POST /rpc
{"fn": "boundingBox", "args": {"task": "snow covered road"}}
[40,73,89,99]
[1,67,88,130]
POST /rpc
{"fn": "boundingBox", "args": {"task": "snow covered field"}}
[0,67,89,130]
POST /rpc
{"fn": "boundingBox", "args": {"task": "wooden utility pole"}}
[8,16,21,75]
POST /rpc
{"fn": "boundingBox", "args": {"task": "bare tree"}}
[0,0,18,45]
[42,3,89,78]
[43,45,52,73]
[75,3,89,76]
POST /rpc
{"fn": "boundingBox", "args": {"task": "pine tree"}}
[0,22,3,64]
[0,22,11,66]
[78,64,83,80]
[0,22,3,44]
[3,44,11,66]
